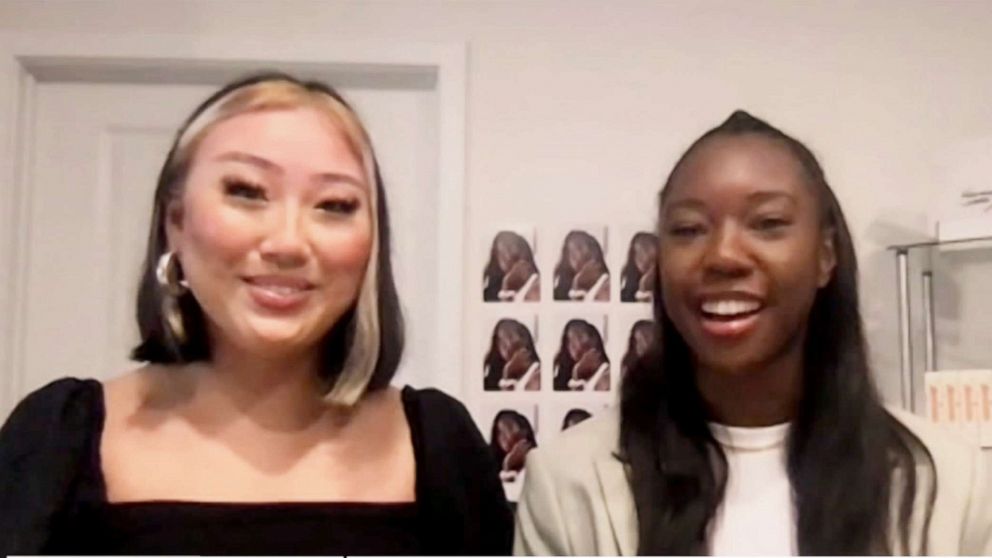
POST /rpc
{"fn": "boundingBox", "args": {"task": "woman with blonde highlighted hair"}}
[0,72,512,555]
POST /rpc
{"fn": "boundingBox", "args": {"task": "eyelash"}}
[223,177,266,201]
[222,177,360,214]
[753,216,791,231]
[316,199,360,215]
[668,224,706,238]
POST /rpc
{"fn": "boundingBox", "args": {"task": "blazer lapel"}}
[594,455,638,556]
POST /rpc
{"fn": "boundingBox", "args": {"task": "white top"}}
[709,422,795,556]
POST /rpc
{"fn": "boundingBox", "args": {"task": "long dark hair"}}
[553,230,607,300]
[553,319,609,391]
[483,319,539,391]
[131,72,404,397]
[489,410,537,467]
[620,110,935,555]
[483,231,538,302]
[620,232,657,302]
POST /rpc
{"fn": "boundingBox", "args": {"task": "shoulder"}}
[1,377,103,458]
[886,406,992,553]
[0,378,104,554]
[886,405,978,471]
[401,386,476,433]
[527,406,620,483]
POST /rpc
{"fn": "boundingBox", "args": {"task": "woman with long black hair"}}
[552,319,610,392]
[483,319,541,391]
[515,111,992,555]
[490,410,538,483]
[553,231,610,301]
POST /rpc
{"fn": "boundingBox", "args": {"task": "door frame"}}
[0,32,468,415]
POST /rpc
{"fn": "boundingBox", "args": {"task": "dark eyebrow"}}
[664,198,707,211]
[747,191,797,204]
[215,151,367,190]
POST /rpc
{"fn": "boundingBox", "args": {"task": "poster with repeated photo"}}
[547,312,611,392]
[482,313,541,392]
[481,226,540,303]
[546,225,610,302]
[615,226,658,303]
[481,403,539,501]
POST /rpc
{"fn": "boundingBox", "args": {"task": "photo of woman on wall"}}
[620,232,658,302]
[490,410,538,483]
[553,230,610,302]
[483,231,540,302]
[620,319,659,377]
[560,408,593,430]
[483,318,541,391]
[552,319,610,391]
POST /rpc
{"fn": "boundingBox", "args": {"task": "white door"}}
[12,78,440,404]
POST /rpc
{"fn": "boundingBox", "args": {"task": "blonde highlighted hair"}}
[132,72,404,406]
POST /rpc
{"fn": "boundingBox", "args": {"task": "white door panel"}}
[18,80,439,397]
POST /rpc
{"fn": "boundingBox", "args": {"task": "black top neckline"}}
[85,381,422,509]
[1,378,513,555]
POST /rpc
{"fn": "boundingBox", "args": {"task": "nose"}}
[259,204,310,269]
[701,222,752,280]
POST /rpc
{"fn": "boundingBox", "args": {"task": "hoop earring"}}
[156,252,189,344]
[156,251,189,296]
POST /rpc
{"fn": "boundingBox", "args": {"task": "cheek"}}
[182,197,259,268]
[762,235,824,298]
[658,252,693,306]
[312,225,373,274]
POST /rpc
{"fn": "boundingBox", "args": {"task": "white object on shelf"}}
[924,370,992,448]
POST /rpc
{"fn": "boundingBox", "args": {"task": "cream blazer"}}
[514,407,992,555]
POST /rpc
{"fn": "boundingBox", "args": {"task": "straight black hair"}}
[620,110,935,555]
[131,71,404,396]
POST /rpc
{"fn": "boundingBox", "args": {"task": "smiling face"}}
[497,323,525,359]
[633,236,657,274]
[658,134,835,376]
[496,415,525,451]
[566,235,593,271]
[566,324,594,360]
[632,324,653,356]
[495,233,525,272]
[166,107,373,357]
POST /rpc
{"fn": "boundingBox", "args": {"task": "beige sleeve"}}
[960,447,992,555]
[514,448,573,556]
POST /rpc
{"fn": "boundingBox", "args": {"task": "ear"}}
[163,198,185,254]
[817,228,837,288]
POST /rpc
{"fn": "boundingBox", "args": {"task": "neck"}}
[190,336,331,431]
[695,336,804,427]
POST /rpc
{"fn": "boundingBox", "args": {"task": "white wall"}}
[3,0,992,405]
